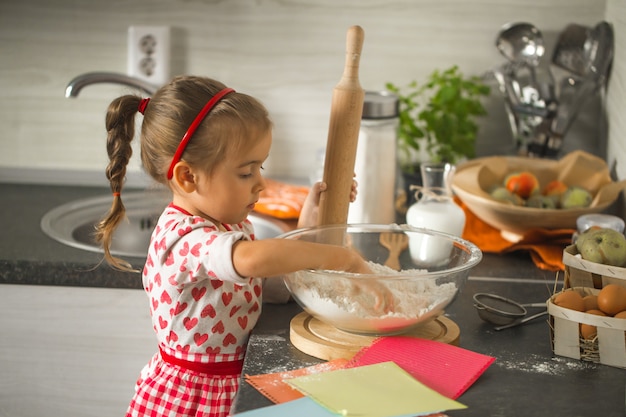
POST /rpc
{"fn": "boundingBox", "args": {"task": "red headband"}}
[167,87,235,180]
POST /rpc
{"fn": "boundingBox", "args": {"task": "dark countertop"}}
[234,277,626,417]
[1,182,146,288]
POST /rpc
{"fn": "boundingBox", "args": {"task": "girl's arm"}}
[232,238,370,279]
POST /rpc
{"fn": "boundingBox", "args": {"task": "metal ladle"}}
[496,22,546,68]
[473,293,547,331]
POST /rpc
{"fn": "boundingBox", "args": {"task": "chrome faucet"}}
[65,72,158,98]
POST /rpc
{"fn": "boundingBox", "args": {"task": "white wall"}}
[0,0,617,186]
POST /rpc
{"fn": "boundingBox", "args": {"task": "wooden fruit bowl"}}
[451,150,626,237]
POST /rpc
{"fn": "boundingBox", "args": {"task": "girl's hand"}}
[297,177,358,229]
[344,249,395,314]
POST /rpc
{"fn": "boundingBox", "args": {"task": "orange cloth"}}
[254,179,310,220]
[456,197,574,271]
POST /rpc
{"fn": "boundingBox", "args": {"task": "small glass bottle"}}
[406,162,466,265]
[347,91,399,224]
[406,162,466,236]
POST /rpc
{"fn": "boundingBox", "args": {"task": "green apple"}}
[489,186,524,205]
[561,186,593,209]
[576,227,626,267]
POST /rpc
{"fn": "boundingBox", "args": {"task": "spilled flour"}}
[289,261,457,333]
[493,352,594,375]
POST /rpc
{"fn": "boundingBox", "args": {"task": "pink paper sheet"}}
[346,336,495,399]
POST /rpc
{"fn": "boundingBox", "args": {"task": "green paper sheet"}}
[286,361,466,417]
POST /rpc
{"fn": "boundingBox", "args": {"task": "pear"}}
[561,186,593,209]
[576,227,626,267]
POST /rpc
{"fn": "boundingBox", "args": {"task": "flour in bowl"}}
[287,261,458,334]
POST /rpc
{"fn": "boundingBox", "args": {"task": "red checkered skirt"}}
[126,351,243,417]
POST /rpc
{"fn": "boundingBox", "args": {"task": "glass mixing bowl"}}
[279,224,482,335]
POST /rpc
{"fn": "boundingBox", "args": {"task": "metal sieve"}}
[473,293,527,325]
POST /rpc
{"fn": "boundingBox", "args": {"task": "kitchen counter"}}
[1,182,147,288]
[234,277,626,417]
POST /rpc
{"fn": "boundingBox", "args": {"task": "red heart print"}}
[223,333,237,347]
[153,237,166,253]
[154,273,162,286]
[248,302,259,314]
[229,305,241,317]
[201,303,216,318]
[146,254,154,267]
[244,291,252,302]
[165,252,175,266]
[238,316,248,329]
[194,332,209,346]
[183,317,198,330]
[170,302,188,316]
[168,274,177,286]
[159,316,168,329]
[212,320,225,334]
[206,346,221,354]
[160,290,172,304]
[205,234,218,245]
[176,344,191,353]
[210,280,223,290]
[178,226,192,236]
[166,330,178,343]
[179,242,190,256]
[179,258,188,273]
[151,298,159,309]
[234,284,243,292]
[254,285,262,297]
[222,292,233,306]
[192,286,207,301]
[190,243,202,257]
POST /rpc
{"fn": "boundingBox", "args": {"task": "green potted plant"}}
[386,65,491,173]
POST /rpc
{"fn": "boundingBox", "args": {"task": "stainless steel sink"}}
[41,190,290,257]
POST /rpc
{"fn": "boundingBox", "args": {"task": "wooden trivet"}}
[290,312,460,360]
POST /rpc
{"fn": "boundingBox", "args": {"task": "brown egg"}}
[614,311,626,319]
[580,309,607,340]
[597,284,626,316]
[582,294,599,311]
[580,324,597,340]
[585,309,607,316]
[553,290,585,312]
[580,323,597,340]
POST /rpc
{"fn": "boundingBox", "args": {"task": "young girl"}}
[95,75,373,417]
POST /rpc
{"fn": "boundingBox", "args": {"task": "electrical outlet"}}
[127,26,170,86]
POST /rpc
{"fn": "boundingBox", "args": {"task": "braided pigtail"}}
[94,95,142,272]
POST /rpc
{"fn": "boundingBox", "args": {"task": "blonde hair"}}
[95,76,272,271]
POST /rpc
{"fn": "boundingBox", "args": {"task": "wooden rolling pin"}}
[317,25,365,226]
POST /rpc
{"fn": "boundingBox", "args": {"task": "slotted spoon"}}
[379,232,409,271]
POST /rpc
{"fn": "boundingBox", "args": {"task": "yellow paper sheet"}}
[286,361,466,417]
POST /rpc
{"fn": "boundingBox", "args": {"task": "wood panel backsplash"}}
[2,0,622,186]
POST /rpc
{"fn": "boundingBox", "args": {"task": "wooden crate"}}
[562,244,626,289]
[548,287,626,368]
